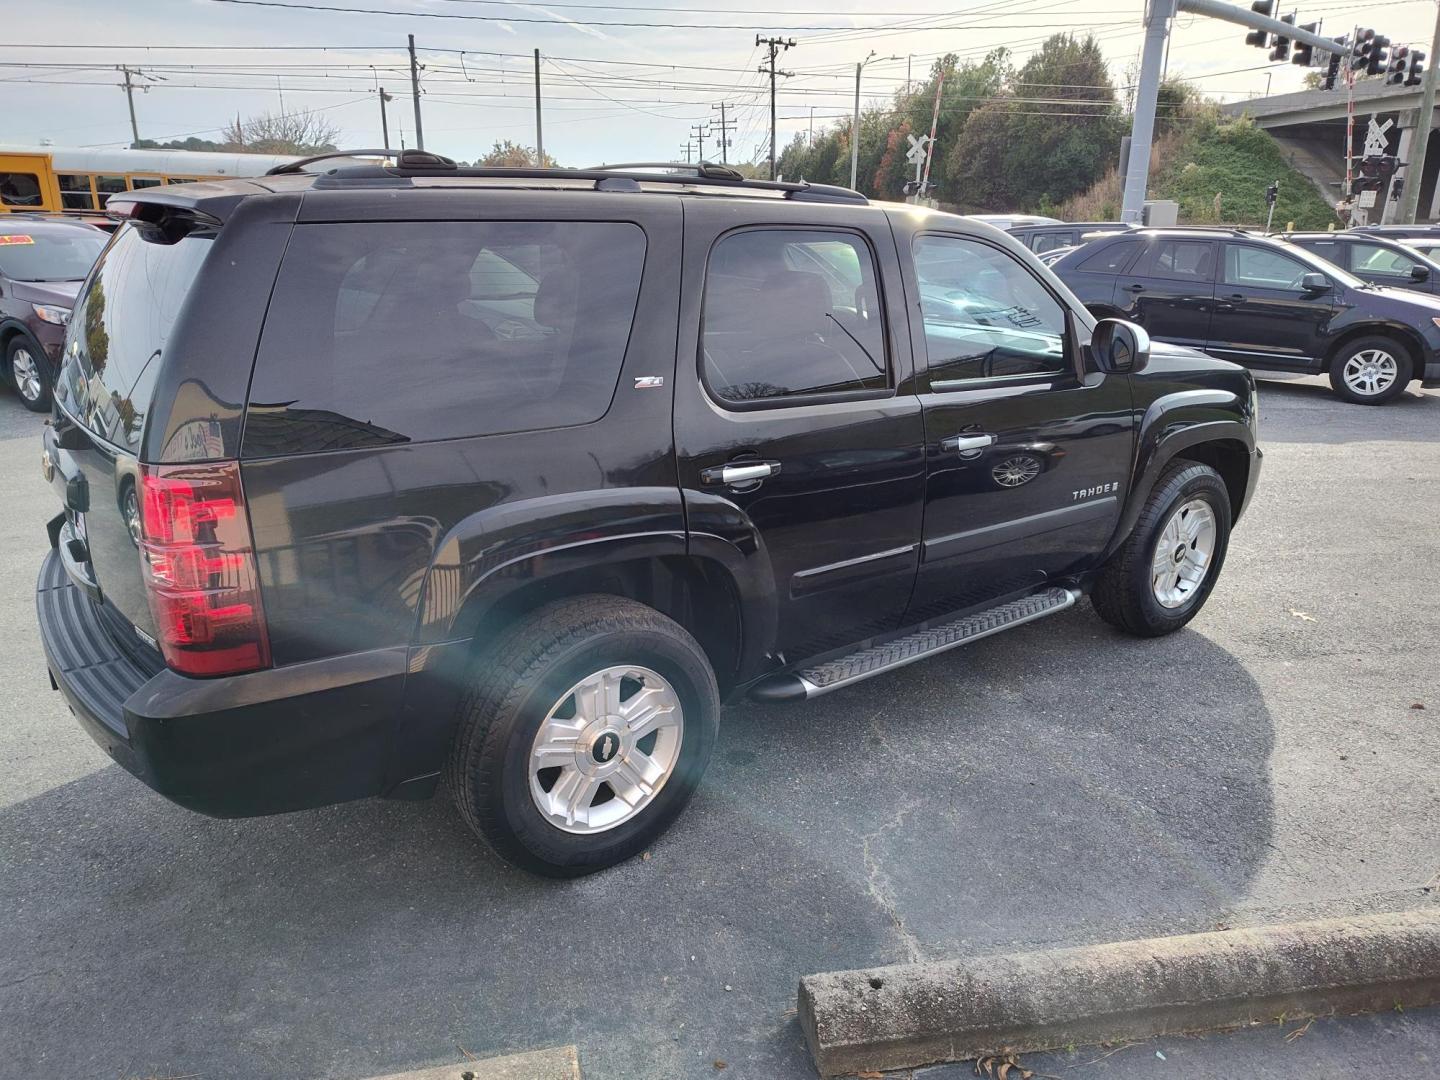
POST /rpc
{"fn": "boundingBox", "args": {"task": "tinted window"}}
[56,226,213,452]
[914,234,1069,384]
[246,220,645,454]
[0,172,42,207]
[0,230,106,281]
[701,229,887,404]
[1031,231,1075,254]
[1077,239,1139,273]
[1135,240,1215,282]
[1351,242,1423,279]
[1224,245,1312,289]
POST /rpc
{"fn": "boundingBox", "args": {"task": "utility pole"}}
[680,141,694,164]
[711,102,735,164]
[534,48,545,166]
[691,122,708,162]
[1121,0,1176,222]
[119,66,140,144]
[1400,2,1440,222]
[757,35,796,180]
[850,52,897,191]
[378,87,393,150]
[408,34,425,151]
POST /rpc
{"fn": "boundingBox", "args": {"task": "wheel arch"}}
[1326,322,1426,382]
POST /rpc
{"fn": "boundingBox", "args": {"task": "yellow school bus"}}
[0,145,337,218]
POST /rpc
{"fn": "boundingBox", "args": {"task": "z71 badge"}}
[1072,481,1120,501]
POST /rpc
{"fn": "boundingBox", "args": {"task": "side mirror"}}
[1411,264,1431,282]
[1091,317,1150,375]
[1300,272,1330,293]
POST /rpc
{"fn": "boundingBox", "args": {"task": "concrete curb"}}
[359,1045,580,1080]
[798,909,1440,1078]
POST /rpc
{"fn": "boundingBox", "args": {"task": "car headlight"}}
[33,304,72,326]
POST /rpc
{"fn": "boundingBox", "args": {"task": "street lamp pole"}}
[850,52,898,191]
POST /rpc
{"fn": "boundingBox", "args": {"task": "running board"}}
[749,587,1081,702]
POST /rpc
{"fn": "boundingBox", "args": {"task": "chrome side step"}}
[748,587,1081,702]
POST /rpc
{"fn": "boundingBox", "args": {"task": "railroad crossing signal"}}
[905,133,932,166]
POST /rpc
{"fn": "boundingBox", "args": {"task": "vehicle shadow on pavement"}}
[1254,376,1439,443]
[0,608,1274,1080]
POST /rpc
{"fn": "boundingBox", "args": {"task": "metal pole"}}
[850,61,864,190]
[408,34,425,151]
[1121,0,1176,223]
[534,48,545,166]
[120,66,140,144]
[379,87,391,151]
[1400,2,1440,223]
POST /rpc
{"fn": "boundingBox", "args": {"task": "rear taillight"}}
[138,461,271,677]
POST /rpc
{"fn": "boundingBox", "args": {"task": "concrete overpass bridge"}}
[1221,80,1440,224]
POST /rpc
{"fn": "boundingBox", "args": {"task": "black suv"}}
[1283,231,1440,295]
[1053,226,1440,405]
[1008,221,1136,255]
[37,154,1261,876]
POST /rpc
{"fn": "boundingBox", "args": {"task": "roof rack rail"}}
[302,150,869,205]
[265,148,404,176]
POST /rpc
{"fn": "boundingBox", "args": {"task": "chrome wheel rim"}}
[1342,349,1397,397]
[992,454,1042,488]
[11,348,41,402]
[1151,498,1217,609]
[528,664,683,835]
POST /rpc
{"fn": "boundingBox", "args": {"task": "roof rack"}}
[300,149,869,205]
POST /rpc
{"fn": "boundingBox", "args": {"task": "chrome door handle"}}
[700,461,780,485]
[941,433,997,453]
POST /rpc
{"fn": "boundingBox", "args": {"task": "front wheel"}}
[1328,336,1412,405]
[7,338,51,412]
[1090,460,1233,637]
[446,595,719,877]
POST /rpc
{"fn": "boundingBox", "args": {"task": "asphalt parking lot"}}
[2,374,1439,1080]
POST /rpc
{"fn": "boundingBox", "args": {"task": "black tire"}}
[1090,460,1232,637]
[6,337,52,412]
[1327,334,1412,405]
[445,594,720,877]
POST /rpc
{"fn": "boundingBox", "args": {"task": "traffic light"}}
[1353,29,1376,72]
[1245,0,1275,47]
[1368,34,1391,76]
[1407,49,1427,87]
[1292,22,1316,66]
[1322,40,1344,90]
[1387,45,1409,85]
[1270,13,1295,62]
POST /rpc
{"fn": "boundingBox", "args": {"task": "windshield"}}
[0,230,107,281]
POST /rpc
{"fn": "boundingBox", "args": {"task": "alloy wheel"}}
[10,347,42,403]
[528,665,684,834]
[1150,498,1216,609]
[1342,348,1398,397]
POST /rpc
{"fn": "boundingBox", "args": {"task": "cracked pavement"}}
[2,374,1439,1079]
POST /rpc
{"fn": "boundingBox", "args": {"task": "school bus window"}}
[131,176,163,189]
[57,174,96,210]
[165,176,197,184]
[95,175,128,206]
[0,173,43,207]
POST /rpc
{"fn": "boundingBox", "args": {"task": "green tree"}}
[949,34,1124,212]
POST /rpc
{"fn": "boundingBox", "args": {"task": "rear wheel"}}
[1091,460,1232,637]
[446,595,719,877]
[1328,335,1412,405]
[7,338,51,412]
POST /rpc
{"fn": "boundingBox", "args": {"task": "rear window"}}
[244,220,646,455]
[55,226,213,453]
[0,229,106,281]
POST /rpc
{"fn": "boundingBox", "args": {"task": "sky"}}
[3,0,1439,167]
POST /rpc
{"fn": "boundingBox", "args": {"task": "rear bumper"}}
[37,548,406,818]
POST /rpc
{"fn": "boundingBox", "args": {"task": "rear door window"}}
[56,226,214,453]
[1077,240,1140,273]
[1134,240,1216,282]
[700,228,888,405]
[244,220,646,455]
